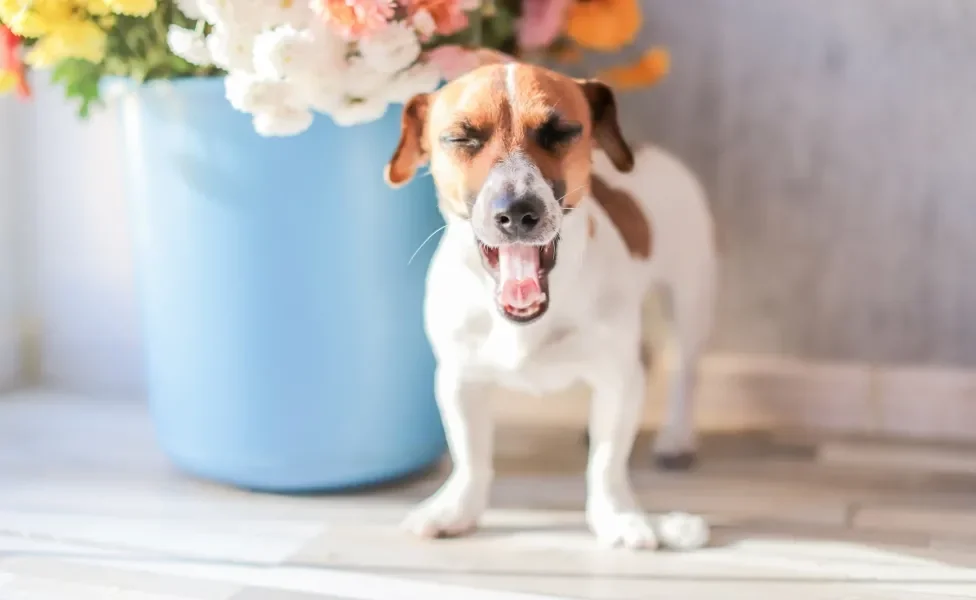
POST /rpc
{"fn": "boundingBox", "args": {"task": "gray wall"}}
[583,0,976,367]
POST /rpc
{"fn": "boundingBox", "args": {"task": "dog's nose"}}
[493,197,542,237]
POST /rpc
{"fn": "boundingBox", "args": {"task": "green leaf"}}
[51,59,104,118]
[40,1,224,117]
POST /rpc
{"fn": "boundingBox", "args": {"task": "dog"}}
[384,60,716,549]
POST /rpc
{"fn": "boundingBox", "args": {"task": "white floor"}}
[2,390,976,599]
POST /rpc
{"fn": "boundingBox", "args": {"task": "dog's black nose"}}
[493,197,542,237]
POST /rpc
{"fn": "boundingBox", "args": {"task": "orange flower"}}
[315,0,395,39]
[596,47,670,91]
[565,0,641,52]
[406,0,470,39]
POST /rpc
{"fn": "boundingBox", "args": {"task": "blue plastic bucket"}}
[112,77,446,492]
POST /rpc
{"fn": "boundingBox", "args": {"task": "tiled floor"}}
[3,390,976,599]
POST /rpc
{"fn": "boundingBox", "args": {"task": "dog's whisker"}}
[557,183,589,206]
[407,225,447,266]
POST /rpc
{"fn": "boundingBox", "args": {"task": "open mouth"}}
[479,239,558,324]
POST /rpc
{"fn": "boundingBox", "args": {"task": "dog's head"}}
[385,61,634,324]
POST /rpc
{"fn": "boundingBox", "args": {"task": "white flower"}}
[253,25,346,82]
[459,0,482,10]
[270,0,314,29]
[384,61,442,104]
[195,0,232,25]
[357,22,421,75]
[253,107,315,136]
[208,24,257,71]
[174,0,206,20]
[225,72,302,113]
[167,25,212,66]
[340,57,390,99]
[295,78,344,114]
[329,96,389,127]
[194,0,421,135]
[411,10,436,40]
[253,25,305,79]
[196,0,268,33]
[222,0,315,29]
[304,23,349,77]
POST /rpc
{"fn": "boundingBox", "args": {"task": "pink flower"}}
[517,0,571,50]
[425,45,480,80]
[425,46,514,80]
[315,0,395,39]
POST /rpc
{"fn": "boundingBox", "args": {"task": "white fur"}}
[405,146,717,550]
[504,63,518,103]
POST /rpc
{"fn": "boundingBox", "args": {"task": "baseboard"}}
[0,331,20,392]
[493,353,976,443]
[39,337,145,398]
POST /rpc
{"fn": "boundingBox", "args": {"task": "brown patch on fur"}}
[508,66,593,208]
[428,64,595,212]
[587,215,597,238]
[386,94,431,188]
[385,62,634,217]
[590,174,652,259]
[421,69,512,217]
[577,80,634,173]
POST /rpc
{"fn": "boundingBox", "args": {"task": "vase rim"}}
[103,75,225,92]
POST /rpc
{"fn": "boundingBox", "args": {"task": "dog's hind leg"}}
[643,272,713,470]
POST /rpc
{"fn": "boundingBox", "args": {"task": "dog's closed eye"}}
[533,113,583,152]
[440,122,490,153]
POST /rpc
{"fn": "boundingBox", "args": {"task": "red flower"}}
[1,24,31,99]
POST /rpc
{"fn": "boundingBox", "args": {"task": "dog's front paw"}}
[401,478,488,539]
[655,512,710,551]
[587,508,660,550]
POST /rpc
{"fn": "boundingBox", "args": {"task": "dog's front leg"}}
[402,364,493,538]
[584,357,659,550]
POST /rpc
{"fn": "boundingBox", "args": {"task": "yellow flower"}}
[83,0,157,16]
[1,0,68,37]
[106,0,157,16]
[1,0,154,39]
[84,0,113,16]
[0,69,16,94]
[26,17,107,66]
[596,47,670,91]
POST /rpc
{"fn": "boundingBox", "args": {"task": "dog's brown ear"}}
[578,79,634,173]
[385,93,432,188]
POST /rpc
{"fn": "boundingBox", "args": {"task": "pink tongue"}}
[498,245,542,309]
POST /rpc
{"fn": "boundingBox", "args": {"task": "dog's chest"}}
[477,321,589,394]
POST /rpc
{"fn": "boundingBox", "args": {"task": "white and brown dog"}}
[385,60,716,550]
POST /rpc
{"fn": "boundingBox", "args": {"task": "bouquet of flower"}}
[0,0,669,136]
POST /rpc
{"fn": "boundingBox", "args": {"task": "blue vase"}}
[113,78,446,492]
